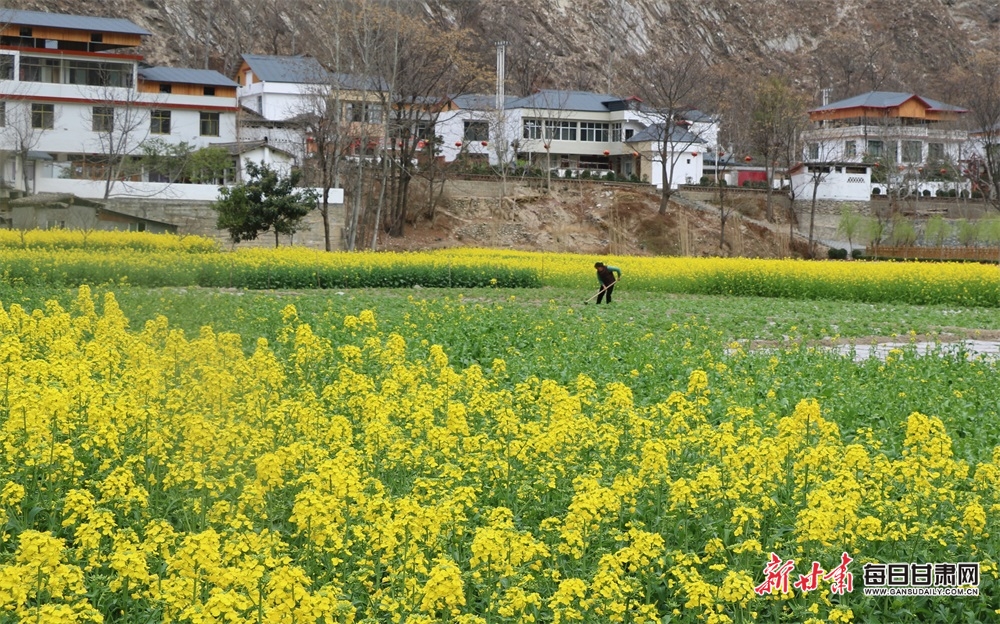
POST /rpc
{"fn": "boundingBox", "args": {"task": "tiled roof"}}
[139,67,237,88]
[509,90,620,112]
[241,54,330,84]
[0,9,150,35]
[812,91,966,113]
[450,94,520,110]
[240,55,384,90]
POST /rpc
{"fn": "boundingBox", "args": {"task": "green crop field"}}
[0,233,997,623]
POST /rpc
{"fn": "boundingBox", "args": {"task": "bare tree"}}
[797,140,841,257]
[620,46,708,214]
[957,49,1000,211]
[84,71,154,199]
[373,4,483,239]
[747,76,809,222]
[0,102,43,194]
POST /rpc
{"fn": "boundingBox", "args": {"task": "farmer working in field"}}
[594,262,621,304]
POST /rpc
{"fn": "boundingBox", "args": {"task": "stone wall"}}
[104,198,345,250]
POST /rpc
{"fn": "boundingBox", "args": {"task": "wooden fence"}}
[867,246,1000,262]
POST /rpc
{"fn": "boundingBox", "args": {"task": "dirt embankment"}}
[383,180,811,258]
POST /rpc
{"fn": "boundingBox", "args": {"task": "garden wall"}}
[104,198,345,250]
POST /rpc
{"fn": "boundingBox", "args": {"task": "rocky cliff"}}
[6,0,999,104]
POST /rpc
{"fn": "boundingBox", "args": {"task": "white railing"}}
[33,178,344,203]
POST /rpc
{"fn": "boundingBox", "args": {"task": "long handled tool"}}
[583,277,620,304]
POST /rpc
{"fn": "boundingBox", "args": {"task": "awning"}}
[26,151,54,161]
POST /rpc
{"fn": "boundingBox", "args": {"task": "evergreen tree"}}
[213,162,318,247]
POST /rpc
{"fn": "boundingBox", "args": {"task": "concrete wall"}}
[103,197,345,250]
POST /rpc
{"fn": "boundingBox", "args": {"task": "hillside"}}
[5,0,999,102]
[382,180,806,259]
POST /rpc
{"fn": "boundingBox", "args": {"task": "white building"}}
[0,9,240,200]
[235,54,386,163]
[789,162,873,202]
[800,91,971,199]
[625,124,705,189]
[435,90,718,185]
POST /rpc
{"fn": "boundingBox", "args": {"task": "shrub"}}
[827,247,849,260]
[700,176,710,186]
[604,171,616,181]
[922,189,931,197]
[851,248,864,259]
[871,187,882,196]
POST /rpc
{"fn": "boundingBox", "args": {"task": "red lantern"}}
[603,149,610,156]
[481,140,488,147]
[455,141,462,148]
[940,168,948,175]
[897,165,904,171]
[918,167,923,173]
[691,151,698,157]
[544,144,550,151]
[417,140,426,149]
[873,162,879,168]
[744,155,752,162]
[718,151,725,157]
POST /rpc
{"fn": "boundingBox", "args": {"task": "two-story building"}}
[436,89,717,186]
[235,54,386,163]
[0,9,240,199]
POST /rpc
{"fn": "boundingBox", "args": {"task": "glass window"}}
[0,54,13,80]
[0,102,5,128]
[867,140,883,157]
[200,112,220,137]
[66,59,133,87]
[344,102,363,123]
[414,123,433,140]
[20,57,61,83]
[902,140,922,163]
[580,122,609,142]
[844,140,856,158]
[159,84,172,94]
[544,120,576,141]
[611,123,622,142]
[92,106,114,132]
[151,110,171,134]
[807,143,819,160]
[31,103,54,129]
[522,118,542,140]
[463,121,489,142]
[203,86,215,96]
[928,143,944,160]
[366,104,383,124]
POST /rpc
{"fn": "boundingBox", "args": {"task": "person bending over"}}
[594,262,621,304]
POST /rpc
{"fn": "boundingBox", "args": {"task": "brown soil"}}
[380,183,808,258]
